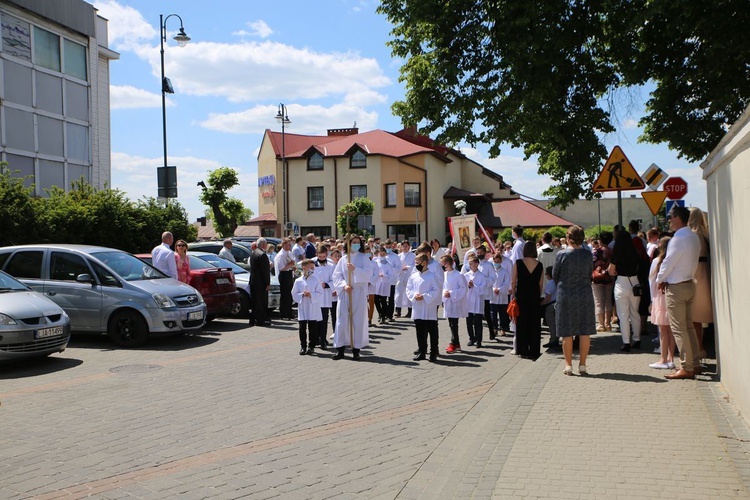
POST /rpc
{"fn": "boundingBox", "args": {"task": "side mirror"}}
[76,273,94,283]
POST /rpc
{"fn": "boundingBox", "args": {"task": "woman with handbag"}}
[591,237,614,332]
[607,230,641,352]
[510,241,543,358]
[553,226,596,375]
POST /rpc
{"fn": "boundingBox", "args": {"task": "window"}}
[63,39,87,81]
[5,251,44,279]
[34,26,60,72]
[300,226,332,239]
[1,14,32,62]
[350,185,367,201]
[307,186,324,210]
[387,225,418,245]
[50,252,90,281]
[350,150,367,168]
[385,184,397,207]
[404,183,421,207]
[308,152,324,170]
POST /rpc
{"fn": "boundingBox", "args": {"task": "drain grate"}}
[109,364,163,374]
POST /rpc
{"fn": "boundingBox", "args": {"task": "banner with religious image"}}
[449,215,476,262]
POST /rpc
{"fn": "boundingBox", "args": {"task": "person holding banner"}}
[331,235,373,360]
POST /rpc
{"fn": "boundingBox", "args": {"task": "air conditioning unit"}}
[285,222,296,231]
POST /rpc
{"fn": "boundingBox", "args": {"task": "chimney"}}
[327,127,359,137]
[197,217,207,226]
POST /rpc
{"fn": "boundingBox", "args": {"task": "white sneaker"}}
[563,365,573,376]
[578,365,588,375]
[510,350,517,355]
[667,361,675,369]
[653,347,661,354]
[649,362,671,369]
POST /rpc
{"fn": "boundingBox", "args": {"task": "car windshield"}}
[0,271,29,292]
[194,253,248,275]
[92,251,166,281]
[187,255,216,270]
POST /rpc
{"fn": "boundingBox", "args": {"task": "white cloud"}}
[246,20,273,38]
[623,119,639,129]
[199,103,378,135]
[111,152,258,221]
[110,85,173,109]
[132,41,390,103]
[94,0,157,51]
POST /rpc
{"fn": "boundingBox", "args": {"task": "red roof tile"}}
[247,212,277,223]
[479,199,574,228]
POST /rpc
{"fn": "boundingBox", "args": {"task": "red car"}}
[137,254,240,321]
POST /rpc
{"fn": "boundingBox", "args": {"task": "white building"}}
[0,0,118,194]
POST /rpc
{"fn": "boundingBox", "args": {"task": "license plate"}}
[35,326,64,339]
[188,311,204,321]
[216,278,230,285]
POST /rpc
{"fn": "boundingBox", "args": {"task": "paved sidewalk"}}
[1,316,748,499]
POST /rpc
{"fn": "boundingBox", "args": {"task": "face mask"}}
[386,249,392,254]
[477,255,485,261]
[416,264,425,273]
[305,269,314,278]
[493,263,502,269]
[318,258,327,264]
[351,243,361,252]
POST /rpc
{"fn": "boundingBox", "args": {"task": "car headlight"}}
[0,313,17,325]
[152,293,177,308]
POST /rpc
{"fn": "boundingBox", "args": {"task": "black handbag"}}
[628,277,643,297]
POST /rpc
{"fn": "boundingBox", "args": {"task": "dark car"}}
[137,254,240,321]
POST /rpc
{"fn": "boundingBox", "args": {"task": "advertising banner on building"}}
[449,215,476,262]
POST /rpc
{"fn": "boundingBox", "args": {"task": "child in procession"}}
[490,251,512,338]
[406,253,441,361]
[464,255,487,348]
[292,259,323,355]
[441,254,468,353]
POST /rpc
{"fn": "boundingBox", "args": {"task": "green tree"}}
[0,163,37,246]
[336,197,375,237]
[198,167,253,237]
[377,0,750,207]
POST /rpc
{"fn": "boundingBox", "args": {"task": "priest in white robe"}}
[332,235,373,360]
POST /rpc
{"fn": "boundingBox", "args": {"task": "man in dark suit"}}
[249,237,271,326]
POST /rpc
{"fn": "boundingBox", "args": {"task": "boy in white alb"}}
[441,255,467,353]
[464,256,487,347]
[406,253,441,361]
[374,247,392,323]
[314,245,335,349]
[490,252,511,337]
[292,259,323,355]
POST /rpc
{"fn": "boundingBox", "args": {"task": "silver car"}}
[0,245,207,347]
[0,270,71,360]
[190,252,281,314]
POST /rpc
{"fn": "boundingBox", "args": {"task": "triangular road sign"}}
[593,146,646,192]
[642,191,668,216]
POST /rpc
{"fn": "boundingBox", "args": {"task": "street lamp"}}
[158,14,190,199]
[275,103,291,233]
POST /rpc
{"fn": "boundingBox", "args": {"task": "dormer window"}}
[308,152,324,170]
[350,150,367,169]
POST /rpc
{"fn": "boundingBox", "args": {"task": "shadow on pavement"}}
[68,333,221,351]
[0,356,84,379]
[588,372,669,383]
[357,354,421,367]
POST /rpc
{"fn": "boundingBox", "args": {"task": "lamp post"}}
[159,14,190,198]
[275,103,291,234]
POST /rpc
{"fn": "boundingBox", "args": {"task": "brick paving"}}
[1,315,748,499]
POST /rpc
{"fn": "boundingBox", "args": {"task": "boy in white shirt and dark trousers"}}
[541,266,559,350]
[374,247,392,323]
[441,255,467,354]
[490,252,511,338]
[292,259,323,355]
[464,256,487,348]
[406,253,441,362]
[313,245,335,350]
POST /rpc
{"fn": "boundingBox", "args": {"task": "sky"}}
[94,0,709,225]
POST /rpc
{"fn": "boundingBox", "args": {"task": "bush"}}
[585,224,615,241]
[0,164,38,247]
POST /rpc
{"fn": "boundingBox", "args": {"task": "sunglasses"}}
[176,244,186,247]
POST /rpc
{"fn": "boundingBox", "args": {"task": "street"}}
[1,315,749,499]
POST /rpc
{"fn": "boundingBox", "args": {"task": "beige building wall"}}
[256,132,281,223]
[701,106,750,423]
[530,196,658,230]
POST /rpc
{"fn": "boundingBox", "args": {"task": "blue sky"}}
[95,0,708,223]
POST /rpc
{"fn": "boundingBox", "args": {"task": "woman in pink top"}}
[174,239,191,284]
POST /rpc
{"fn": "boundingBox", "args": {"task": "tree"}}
[336,197,375,237]
[377,0,750,207]
[0,163,37,247]
[198,167,253,237]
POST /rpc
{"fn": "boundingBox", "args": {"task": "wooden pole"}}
[347,231,354,350]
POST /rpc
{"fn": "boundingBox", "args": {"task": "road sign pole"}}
[617,191,623,227]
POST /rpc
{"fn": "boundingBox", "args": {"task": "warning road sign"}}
[642,191,668,216]
[593,146,645,192]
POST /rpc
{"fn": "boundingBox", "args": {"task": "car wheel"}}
[109,310,149,347]
[233,291,250,318]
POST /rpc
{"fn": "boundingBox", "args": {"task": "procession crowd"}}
[189,205,711,378]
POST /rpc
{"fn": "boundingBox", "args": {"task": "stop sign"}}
[663,176,688,200]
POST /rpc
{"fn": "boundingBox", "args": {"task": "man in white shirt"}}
[292,236,306,263]
[275,238,297,319]
[657,206,701,379]
[510,225,525,264]
[218,239,236,263]
[537,232,558,295]
[151,231,178,279]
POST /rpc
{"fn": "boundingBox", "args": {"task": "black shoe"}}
[248,320,255,327]
[299,348,307,355]
[353,349,361,361]
[319,342,328,350]
[307,347,315,355]
[476,342,482,348]
[262,321,272,327]
[489,333,496,340]
[332,348,345,360]
[467,340,476,347]
[620,344,631,352]
[429,353,437,362]
[631,340,641,349]
[413,349,421,355]
[413,353,426,361]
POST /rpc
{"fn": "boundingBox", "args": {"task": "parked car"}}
[136,254,240,321]
[0,245,207,347]
[0,270,71,360]
[190,251,281,315]
[187,242,252,270]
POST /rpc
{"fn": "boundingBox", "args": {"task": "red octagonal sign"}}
[663,176,688,200]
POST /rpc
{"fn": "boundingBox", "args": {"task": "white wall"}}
[701,105,750,424]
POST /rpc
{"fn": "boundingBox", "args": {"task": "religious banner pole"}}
[475,215,496,253]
